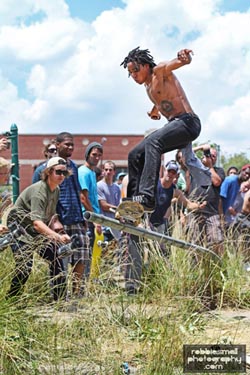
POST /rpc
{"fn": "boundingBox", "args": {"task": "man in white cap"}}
[6,157,71,301]
[150,160,205,233]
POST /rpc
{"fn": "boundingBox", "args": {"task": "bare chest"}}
[146,75,174,104]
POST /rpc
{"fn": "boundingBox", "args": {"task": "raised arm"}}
[156,49,193,75]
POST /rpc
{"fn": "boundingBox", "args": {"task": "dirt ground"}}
[202,308,250,348]
[196,308,250,372]
[33,302,250,374]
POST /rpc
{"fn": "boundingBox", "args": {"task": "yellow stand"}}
[90,229,104,279]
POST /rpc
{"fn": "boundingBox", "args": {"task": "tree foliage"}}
[193,141,249,173]
[220,152,249,174]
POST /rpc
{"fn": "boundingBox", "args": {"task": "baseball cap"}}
[241,164,250,171]
[117,172,126,179]
[46,157,67,169]
[165,160,180,173]
[85,142,103,160]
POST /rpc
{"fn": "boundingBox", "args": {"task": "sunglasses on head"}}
[54,169,68,176]
[48,148,57,153]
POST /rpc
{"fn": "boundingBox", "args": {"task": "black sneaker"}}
[125,283,138,295]
[132,195,155,213]
[122,197,132,202]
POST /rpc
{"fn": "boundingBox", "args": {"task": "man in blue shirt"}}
[150,160,203,232]
[78,142,103,276]
[32,132,88,297]
[220,164,250,226]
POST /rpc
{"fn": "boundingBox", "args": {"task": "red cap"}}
[241,164,250,171]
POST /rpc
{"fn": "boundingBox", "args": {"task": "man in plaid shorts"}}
[187,145,225,256]
[33,132,89,297]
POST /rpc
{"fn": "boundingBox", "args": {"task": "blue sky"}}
[65,0,125,22]
[0,0,250,157]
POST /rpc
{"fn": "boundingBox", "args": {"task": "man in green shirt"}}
[6,157,71,301]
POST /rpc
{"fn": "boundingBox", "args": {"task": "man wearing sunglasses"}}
[6,157,71,301]
[33,141,57,175]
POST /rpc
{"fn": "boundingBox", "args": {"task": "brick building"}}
[4,133,144,192]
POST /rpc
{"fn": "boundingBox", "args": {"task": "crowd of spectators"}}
[1,133,250,304]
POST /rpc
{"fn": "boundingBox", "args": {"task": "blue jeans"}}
[127,113,210,202]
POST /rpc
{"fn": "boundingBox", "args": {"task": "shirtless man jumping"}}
[121,47,211,212]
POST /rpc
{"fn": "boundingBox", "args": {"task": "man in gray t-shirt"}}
[97,161,121,240]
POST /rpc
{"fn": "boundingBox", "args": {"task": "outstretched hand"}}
[177,49,193,63]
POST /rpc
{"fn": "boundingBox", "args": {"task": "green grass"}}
[0,228,250,374]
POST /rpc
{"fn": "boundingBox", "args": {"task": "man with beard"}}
[33,132,88,297]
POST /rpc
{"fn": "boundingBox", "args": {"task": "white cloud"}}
[0,0,69,24]
[0,0,249,157]
[0,18,90,61]
[27,64,46,96]
[23,98,49,122]
[0,72,31,129]
[205,93,250,152]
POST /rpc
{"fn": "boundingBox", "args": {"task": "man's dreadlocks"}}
[120,47,156,70]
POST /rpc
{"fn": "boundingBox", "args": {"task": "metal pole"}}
[84,211,221,261]
[3,124,19,202]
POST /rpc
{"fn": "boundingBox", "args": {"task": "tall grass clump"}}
[1,210,250,374]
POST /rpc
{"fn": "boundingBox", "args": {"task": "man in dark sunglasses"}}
[6,157,71,301]
[47,146,57,155]
[54,169,69,177]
